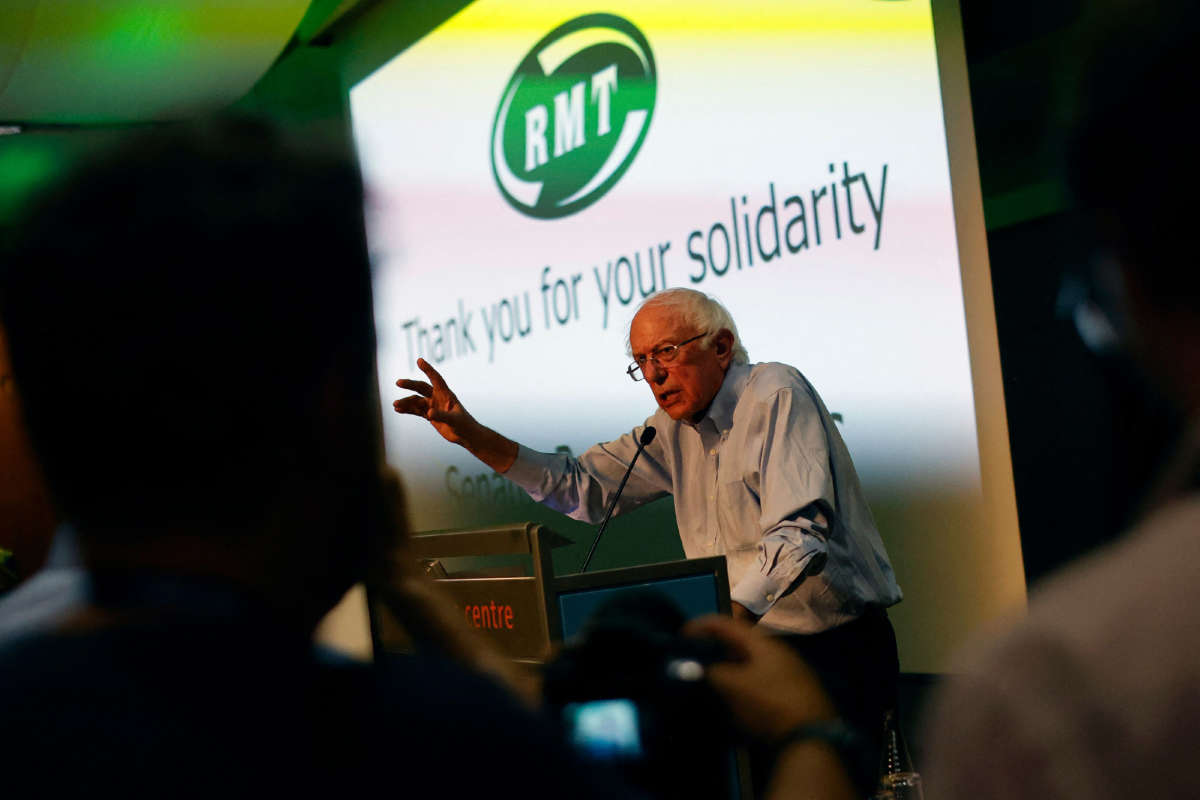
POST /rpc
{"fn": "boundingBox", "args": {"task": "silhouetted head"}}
[0,116,381,618]
[1070,1,1200,412]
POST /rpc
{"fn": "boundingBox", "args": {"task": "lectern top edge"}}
[409,522,573,559]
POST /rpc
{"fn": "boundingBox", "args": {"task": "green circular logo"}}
[490,14,656,219]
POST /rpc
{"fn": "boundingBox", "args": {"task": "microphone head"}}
[639,426,657,446]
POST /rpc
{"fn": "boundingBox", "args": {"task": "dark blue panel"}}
[557,573,720,640]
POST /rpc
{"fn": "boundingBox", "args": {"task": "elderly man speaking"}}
[395,287,902,744]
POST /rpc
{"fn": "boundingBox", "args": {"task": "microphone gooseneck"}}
[579,426,656,573]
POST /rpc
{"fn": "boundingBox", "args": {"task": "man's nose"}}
[645,360,668,383]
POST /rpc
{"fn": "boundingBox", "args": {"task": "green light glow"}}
[0,138,65,223]
[0,1,310,124]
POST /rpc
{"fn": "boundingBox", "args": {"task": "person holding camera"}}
[0,117,633,799]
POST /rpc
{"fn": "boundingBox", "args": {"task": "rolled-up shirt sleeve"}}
[730,516,829,615]
[504,425,672,524]
[728,386,837,616]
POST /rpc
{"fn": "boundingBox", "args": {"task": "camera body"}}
[542,590,740,799]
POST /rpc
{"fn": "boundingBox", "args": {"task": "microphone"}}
[579,426,656,573]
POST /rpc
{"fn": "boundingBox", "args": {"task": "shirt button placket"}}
[708,442,719,549]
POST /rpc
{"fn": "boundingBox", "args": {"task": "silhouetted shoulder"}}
[926,494,1200,800]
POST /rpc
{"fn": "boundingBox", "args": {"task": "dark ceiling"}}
[0,0,1106,231]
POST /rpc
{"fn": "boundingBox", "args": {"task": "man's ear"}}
[713,328,735,368]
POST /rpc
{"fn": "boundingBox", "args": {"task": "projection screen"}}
[349,0,1025,672]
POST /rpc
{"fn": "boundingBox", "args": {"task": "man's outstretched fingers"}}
[393,396,430,416]
[396,378,433,396]
[416,357,451,394]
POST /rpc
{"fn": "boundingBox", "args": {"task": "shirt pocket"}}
[716,478,762,553]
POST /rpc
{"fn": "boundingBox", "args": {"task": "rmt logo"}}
[490,14,656,220]
[522,62,619,171]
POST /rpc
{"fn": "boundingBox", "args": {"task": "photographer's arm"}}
[684,615,856,800]
[767,738,857,800]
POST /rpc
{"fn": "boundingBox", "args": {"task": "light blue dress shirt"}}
[505,361,902,634]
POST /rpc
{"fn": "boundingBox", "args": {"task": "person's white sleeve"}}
[730,519,829,615]
[504,425,671,523]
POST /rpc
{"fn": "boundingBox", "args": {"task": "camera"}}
[542,590,745,799]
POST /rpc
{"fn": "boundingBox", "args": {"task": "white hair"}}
[625,288,750,364]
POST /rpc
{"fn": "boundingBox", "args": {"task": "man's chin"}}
[658,402,691,421]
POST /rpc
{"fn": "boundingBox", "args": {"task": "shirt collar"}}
[696,361,750,434]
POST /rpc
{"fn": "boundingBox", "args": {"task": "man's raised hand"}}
[394,358,476,446]
[393,359,519,473]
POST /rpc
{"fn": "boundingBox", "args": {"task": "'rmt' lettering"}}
[524,64,619,171]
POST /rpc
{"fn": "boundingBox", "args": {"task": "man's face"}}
[629,304,731,422]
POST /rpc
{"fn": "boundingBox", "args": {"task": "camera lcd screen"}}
[565,698,644,761]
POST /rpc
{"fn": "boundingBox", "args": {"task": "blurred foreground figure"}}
[0,118,621,798]
[926,5,1200,798]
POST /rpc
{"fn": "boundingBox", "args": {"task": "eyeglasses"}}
[626,332,708,381]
